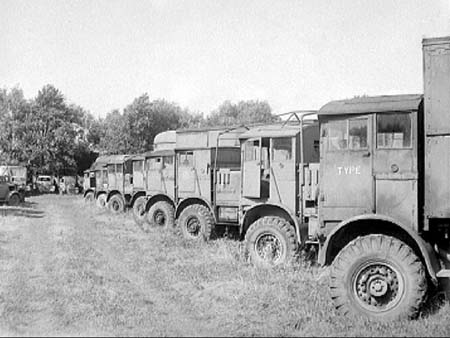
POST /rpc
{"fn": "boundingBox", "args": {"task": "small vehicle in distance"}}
[0,175,25,205]
[36,175,55,193]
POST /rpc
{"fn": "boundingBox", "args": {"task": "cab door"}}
[147,157,163,192]
[319,116,373,222]
[242,138,261,198]
[161,155,175,197]
[373,111,418,230]
[177,151,195,194]
[0,177,8,200]
[116,164,123,192]
[270,136,297,210]
[124,160,133,195]
[132,160,145,191]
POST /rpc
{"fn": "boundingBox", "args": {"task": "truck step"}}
[436,269,450,278]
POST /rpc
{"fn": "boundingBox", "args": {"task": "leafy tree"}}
[104,94,206,154]
[206,100,277,127]
[99,109,130,154]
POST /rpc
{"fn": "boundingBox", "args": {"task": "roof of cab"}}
[238,120,317,139]
[89,154,133,170]
[318,94,423,116]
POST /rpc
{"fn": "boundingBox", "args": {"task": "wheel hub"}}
[368,278,388,297]
[186,216,200,236]
[138,206,145,217]
[355,263,400,310]
[255,234,282,263]
[154,210,165,226]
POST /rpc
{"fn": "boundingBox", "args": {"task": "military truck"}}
[0,175,25,205]
[104,155,134,214]
[83,155,109,207]
[130,130,176,227]
[311,36,450,321]
[174,126,247,240]
[0,164,28,192]
[238,119,320,266]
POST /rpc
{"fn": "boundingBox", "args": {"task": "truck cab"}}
[174,126,246,241]
[104,155,133,213]
[0,175,24,205]
[130,130,177,228]
[83,156,109,205]
[316,95,422,238]
[238,119,320,266]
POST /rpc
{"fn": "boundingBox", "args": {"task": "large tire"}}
[329,234,427,321]
[84,191,94,203]
[132,196,147,227]
[178,204,215,241]
[147,201,175,229]
[8,193,21,206]
[96,193,107,208]
[245,216,299,267]
[107,194,125,214]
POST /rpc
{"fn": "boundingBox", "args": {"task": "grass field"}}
[0,195,449,336]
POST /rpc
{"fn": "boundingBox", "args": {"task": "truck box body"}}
[423,36,450,220]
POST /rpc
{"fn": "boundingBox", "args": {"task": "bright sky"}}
[1,0,450,118]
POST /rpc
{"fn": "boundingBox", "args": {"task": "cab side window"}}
[377,113,412,149]
[324,118,368,151]
[349,118,368,150]
[272,137,293,161]
[179,152,194,167]
[244,140,260,162]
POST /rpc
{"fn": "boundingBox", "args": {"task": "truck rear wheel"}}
[329,234,427,321]
[132,196,147,227]
[84,191,94,203]
[96,194,106,208]
[108,194,125,214]
[147,201,175,229]
[245,216,299,267]
[178,204,215,241]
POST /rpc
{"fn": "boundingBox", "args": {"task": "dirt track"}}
[0,195,220,337]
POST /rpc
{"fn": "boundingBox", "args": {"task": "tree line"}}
[0,84,278,176]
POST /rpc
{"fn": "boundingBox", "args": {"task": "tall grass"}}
[0,195,449,336]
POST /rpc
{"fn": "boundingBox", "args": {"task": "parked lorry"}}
[83,155,110,207]
[0,175,25,205]
[104,155,134,213]
[238,119,319,266]
[171,119,321,269]
[310,36,450,321]
[0,164,28,192]
[174,126,248,240]
[130,130,176,227]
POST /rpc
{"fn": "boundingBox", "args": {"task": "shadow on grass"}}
[0,205,45,218]
[420,281,449,318]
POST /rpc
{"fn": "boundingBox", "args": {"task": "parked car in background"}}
[36,175,55,193]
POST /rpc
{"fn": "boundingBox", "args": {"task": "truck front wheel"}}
[132,196,147,227]
[178,204,215,241]
[96,194,106,208]
[108,194,125,214]
[147,201,175,229]
[84,191,94,203]
[329,234,427,321]
[245,216,299,268]
[8,193,21,206]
